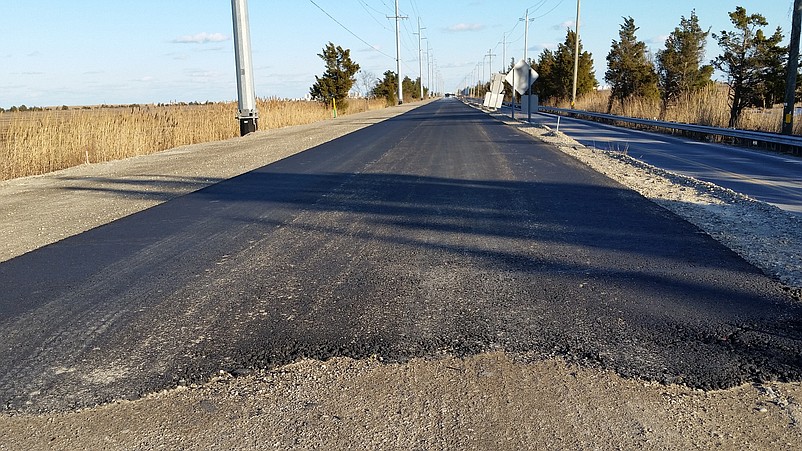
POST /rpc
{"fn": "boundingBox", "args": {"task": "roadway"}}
[534,110,802,214]
[1,99,800,413]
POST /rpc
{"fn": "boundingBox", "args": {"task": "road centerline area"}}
[1,99,800,413]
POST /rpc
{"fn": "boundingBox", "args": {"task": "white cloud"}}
[647,35,670,46]
[445,23,484,32]
[173,32,230,44]
[531,43,558,53]
[553,20,575,31]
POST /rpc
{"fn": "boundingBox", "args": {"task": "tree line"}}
[308,42,429,110]
[525,6,794,128]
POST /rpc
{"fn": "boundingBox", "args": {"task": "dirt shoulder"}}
[1,354,800,450]
[1,100,801,450]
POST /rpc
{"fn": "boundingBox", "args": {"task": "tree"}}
[534,29,597,103]
[605,17,659,112]
[756,29,787,108]
[309,42,360,108]
[373,70,398,105]
[532,49,557,101]
[712,7,785,126]
[357,70,376,99]
[655,10,713,117]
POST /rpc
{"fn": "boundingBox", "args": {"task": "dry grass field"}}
[555,83,802,135]
[0,97,387,181]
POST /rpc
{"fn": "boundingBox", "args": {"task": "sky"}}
[0,1,796,108]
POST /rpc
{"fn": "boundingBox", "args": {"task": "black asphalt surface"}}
[1,99,801,413]
[535,111,802,214]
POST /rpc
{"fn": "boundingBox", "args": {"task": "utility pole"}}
[486,49,496,79]
[388,0,407,105]
[415,17,426,100]
[481,57,486,89]
[427,43,432,98]
[499,33,507,73]
[231,0,258,136]
[521,8,535,122]
[571,0,581,109]
[783,0,802,135]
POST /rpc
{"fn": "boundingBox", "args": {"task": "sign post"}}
[505,59,538,119]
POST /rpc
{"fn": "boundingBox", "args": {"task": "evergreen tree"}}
[756,28,787,108]
[309,42,360,108]
[401,76,424,102]
[655,10,713,116]
[712,7,785,126]
[372,70,398,105]
[605,17,659,112]
[532,49,557,101]
[552,29,597,103]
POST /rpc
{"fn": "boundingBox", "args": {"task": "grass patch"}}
[0,98,387,181]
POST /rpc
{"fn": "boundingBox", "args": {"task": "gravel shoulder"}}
[1,100,801,450]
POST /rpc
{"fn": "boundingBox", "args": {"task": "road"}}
[1,99,801,413]
[535,111,802,214]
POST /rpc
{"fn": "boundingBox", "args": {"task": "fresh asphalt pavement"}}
[1,99,800,413]
[535,111,802,214]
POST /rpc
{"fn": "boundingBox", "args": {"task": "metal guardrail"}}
[537,106,802,150]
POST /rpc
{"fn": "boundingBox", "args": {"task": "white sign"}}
[504,59,539,95]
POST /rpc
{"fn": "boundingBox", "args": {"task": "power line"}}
[532,0,565,20]
[356,0,392,31]
[308,0,395,60]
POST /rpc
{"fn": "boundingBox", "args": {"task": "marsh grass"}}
[557,84,802,136]
[0,97,387,181]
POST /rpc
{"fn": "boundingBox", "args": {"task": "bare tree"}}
[357,70,377,108]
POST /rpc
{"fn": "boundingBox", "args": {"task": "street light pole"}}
[231,0,258,136]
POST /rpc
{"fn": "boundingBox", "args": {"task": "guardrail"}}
[537,106,802,154]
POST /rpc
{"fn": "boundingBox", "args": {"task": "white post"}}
[231,0,258,135]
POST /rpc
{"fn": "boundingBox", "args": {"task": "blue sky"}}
[0,1,794,108]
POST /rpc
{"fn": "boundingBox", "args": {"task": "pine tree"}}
[372,71,398,106]
[605,17,659,113]
[756,28,787,108]
[532,49,557,101]
[553,29,597,102]
[712,7,786,126]
[655,11,713,117]
[309,42,360,108]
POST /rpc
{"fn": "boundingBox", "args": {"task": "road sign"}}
[504,59,539,95]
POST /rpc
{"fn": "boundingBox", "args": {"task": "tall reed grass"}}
[556,84,802,135]
[0,97,387,181]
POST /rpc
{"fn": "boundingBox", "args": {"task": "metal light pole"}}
[231,0,258,136]
[571,0,581,109]
[783,0,802,135]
